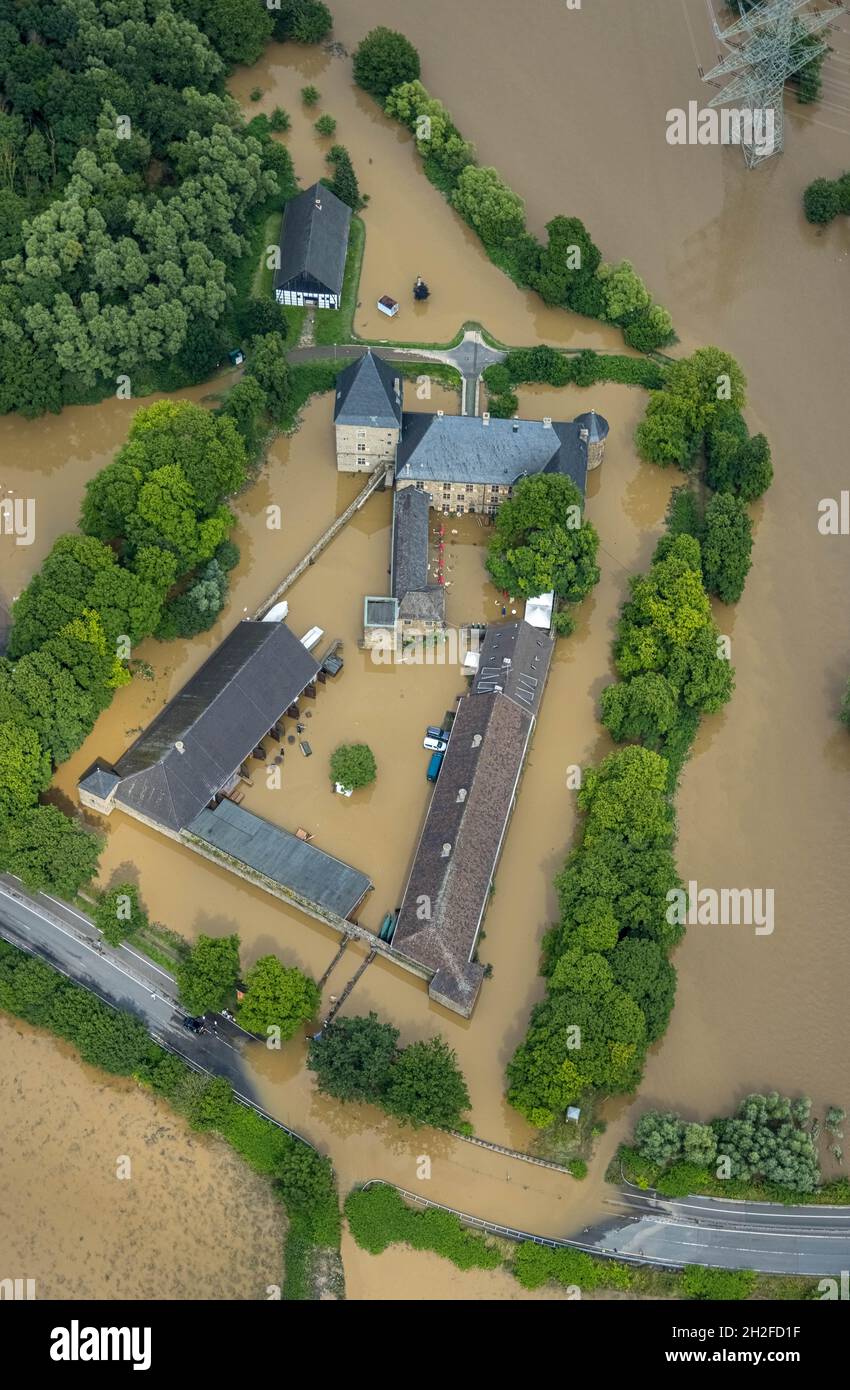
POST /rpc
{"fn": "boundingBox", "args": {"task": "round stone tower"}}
[574,410,610,471]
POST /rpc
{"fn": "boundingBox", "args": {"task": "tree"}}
[155,558,230,639]
[314,113,337,137]
[624,304,675,352]
[246,333,291,421]
[634,1109,685,1165]
[0,721,51,824]
[2,805,102,898]
[701,492,753,604]
[201,0,273,66]
[600,672,680,746]
[175,933,240,1015]
[610,937,676,1043]
[597,260,651,324]
[665,346,747,430]
[683,1121,717,1167]
[236,955,319,1039]
[803,176,842,224]
[92,883,148,947]
[353,27,421,102]
[272,1,332,45]
[308,1012,400,1104]
[705,407,772,501]
[384,1036,471,1130]
[485,474,600,601]
[330,743,377,791]
[635,391,698,468]
[301,85,320,106]
[324,144,362,209]
[451,165,525,248]
[578,747,675,852]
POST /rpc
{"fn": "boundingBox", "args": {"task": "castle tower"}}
[574,410,609,471]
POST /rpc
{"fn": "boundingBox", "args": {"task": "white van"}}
[423,736,448,753]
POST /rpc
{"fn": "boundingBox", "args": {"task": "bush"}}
[329,743,377,791]
[513,1240,632,1292]
[301,85,320,106]
[353,28,421,102]
[345,1185,500,1269]
[269,108,291,133]
[486,391,518,418]
[682,1266,757,1301]
[314,114,337,137]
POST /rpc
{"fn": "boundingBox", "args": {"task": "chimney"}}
[437,409,444,418]
[482,412,490,427]
[174,741,185,755]
[542,416,552,429]
[579,427,589,443]
[394,377,401,397]
[512,418,519,432]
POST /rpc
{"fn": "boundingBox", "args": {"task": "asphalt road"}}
[0,876,254,1097]
[3,876,849,1272]
[588,1185,850,1276]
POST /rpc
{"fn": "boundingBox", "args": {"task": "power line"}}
[702,0,847,165]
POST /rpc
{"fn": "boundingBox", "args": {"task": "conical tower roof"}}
[574,410,609,443]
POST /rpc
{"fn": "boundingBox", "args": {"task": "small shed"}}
[377,294,399,318]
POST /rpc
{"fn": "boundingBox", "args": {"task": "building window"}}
[456,506,464,515]
[465,483,474,493]
[442,505,449,514]
[357,443,366,453]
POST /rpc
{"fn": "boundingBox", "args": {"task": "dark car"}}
[426,726,444,740]
[182,1016,204,1034]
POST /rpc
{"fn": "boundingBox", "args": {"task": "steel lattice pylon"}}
[702,0,844,166]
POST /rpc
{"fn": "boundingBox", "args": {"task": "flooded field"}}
[2,0,849,1297]
[0,1017,284,1299]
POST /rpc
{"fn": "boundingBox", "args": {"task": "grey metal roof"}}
[395,413,587,492]
[472,620,554,717]
[392,691,534,1015]
[574,410,610,443]
[274,182,351,296]
[390,487,446,624]
[111,621,319,832]
[187,799,372,920]
[334,350,403,428]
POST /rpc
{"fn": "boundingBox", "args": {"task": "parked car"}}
[425,726,444,740]
[427,750,445,783]
[182,1016,204,1034]
[423,736,448,752]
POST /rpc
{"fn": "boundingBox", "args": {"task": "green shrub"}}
[301,85,320,107]
[353,28,421,102]
[682,1265,757,1301]
[345,1185,500,1269]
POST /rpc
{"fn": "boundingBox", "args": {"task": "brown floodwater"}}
[0,1017,285,1299]
[2,0,850,1296]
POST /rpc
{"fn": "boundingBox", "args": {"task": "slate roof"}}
[78,764,120,800]
[274,182,351,297]
[574,410,610,443]
[472,620,554,716]
[188,799,372,920]
[392,690,535,1015]
[109,622,319,832]
[364,596,398,628]
[395,413,587,493]
[391,486,445,625]
[334,350,403,428]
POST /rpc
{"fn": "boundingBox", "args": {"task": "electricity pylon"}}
[702,0,844,167]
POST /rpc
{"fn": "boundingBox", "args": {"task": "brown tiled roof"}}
[392,690,535,1015]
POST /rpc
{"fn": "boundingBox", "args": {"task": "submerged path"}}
[2,876,848,1275]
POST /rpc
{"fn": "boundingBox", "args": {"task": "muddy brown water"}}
[2,0,850,1293]
[0,1017,285,1299]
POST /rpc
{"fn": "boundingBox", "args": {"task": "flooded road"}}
[0,1017,284,1299]
[2,0,849,1295]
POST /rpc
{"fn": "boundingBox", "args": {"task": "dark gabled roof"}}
[110,622,319,832]
[392,691,535,1015]
[274,182,351,296]
[472,620,554,717]
[395,413,588,493]
[334,350,403,428]
[390,486,445,625]
[187,799,372,921]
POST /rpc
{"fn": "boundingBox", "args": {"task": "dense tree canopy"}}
[0,804,103,898]
[353,27,420,102]
[175,933,240,1015]
[486,473,600,601]
[236,955,320,1040]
